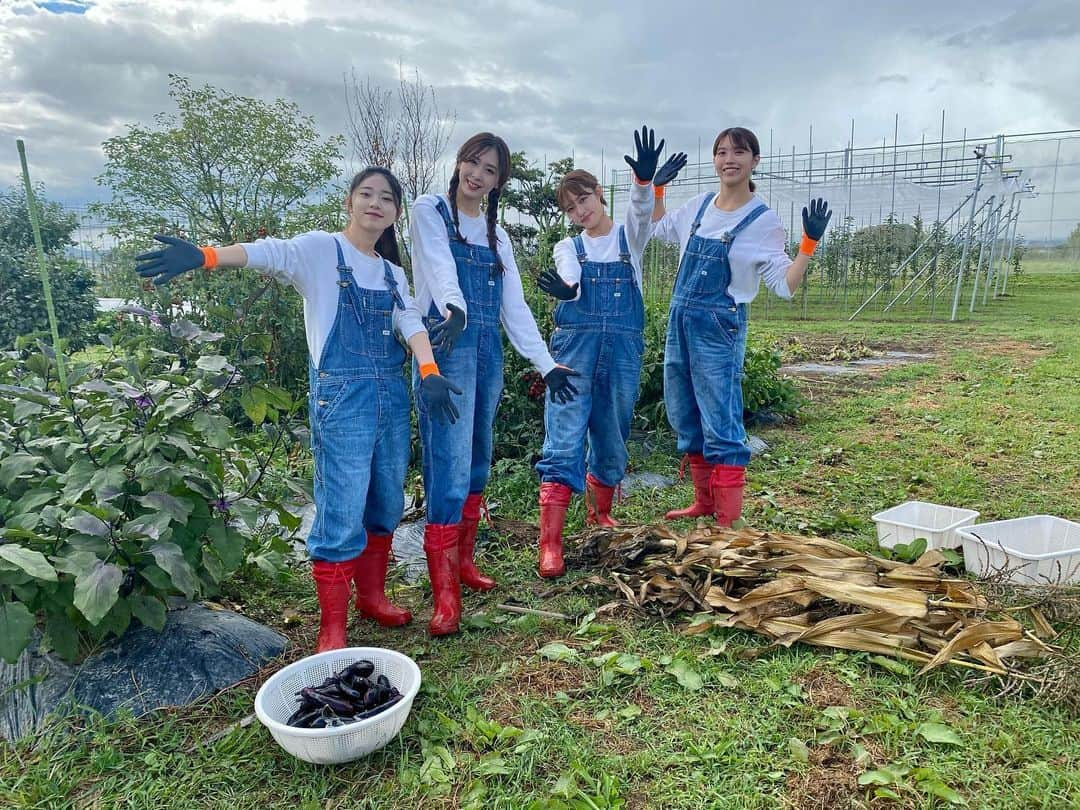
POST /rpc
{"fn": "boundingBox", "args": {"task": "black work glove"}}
[537,269,579,301]
[420,373,462,424]
[623,125,664,184]
[653,152,688,187]
[428,303,465,355]
[802,198,833,241]
[543,365,581,405]
[135,235,206,286]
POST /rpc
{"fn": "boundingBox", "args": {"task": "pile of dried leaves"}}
[570,524,1076,704]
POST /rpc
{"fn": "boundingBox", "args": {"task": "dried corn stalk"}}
[569,524,1065,680]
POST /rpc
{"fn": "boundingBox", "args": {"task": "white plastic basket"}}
[254,647,421,764]
[871,500,979,550]
[957,515,1080,585]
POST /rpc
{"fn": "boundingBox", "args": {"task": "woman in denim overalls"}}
[410,133,580,636]
[135,168,460,651]
[533,128,687,577]
[652,127,831,527]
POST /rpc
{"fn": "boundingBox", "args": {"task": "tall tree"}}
[94,75,344,245]
[343,64,455,200]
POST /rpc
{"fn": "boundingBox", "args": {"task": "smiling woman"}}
[131,166,461,653]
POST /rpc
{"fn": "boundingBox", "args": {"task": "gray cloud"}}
[1,0,1078,231]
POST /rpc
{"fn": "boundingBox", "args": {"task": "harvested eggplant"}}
[285,659,402,728]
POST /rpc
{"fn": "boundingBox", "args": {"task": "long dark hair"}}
[712,127,760,192]
[447,132,511,273]
[348,166,404,266]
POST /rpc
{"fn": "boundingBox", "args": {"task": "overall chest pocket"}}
[582,270,630,317]
[681,247,733,297]
[343,288,394,358]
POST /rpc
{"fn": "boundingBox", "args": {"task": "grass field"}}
[2,267,1078,809]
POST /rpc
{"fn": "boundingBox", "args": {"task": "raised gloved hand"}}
[135,235,207,286]
[802,198,833,241]
[429,303,465,354]
[653,152,688,187]
[420,373,462,424]
[543,365,581,405]
[537,269,579,301]
[623,125,664,184]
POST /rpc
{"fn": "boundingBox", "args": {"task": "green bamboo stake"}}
[16,139,68,394]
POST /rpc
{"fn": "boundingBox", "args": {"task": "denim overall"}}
[415,199,505,525]
[664,195,769,468]
[535,226,645,491]
[306,237,410,562]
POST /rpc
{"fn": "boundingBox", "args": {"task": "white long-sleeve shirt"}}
[409,193,556,376]
[551,181,653,299]
[241,231,425,366]
[651,193,794,302]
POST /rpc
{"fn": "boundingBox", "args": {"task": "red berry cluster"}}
[521,370,546,401]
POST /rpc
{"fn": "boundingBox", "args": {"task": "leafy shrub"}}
[0,325,304,664]
[0,249,98,351]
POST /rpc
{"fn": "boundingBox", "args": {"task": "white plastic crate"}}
[254,647,421,765]
[957,515,1080,585]
[872,500,979,550]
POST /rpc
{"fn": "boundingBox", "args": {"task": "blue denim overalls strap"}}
[430,198,503,328]
[552,226,644,335]
[418,201,507,525]
[670,194,770,311]
[305,235,410,562]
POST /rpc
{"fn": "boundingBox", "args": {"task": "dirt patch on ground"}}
[784,745,863,810]
[797,668,855,708]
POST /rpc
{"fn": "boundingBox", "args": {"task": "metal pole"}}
[951,147,985,321]
[931,109,945,317]
[969,196,993,313]
[889,113,899,218]
[16,139,69,393]
[1047,138,1061,243]
[1002,194,1024,297]
[844,118,854,312]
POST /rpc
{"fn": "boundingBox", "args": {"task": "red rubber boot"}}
[353,533,412,627]
[458,493,496,591]
[584,473,619,527]
[423,523,462,636]
[311,559,355,652]
[664,453,715,520]
[538,482,572,578]
[711,464,746,528]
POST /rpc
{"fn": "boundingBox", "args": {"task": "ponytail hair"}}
[712,126,761,193]
[348,166,405,266]
[448,132,512,274]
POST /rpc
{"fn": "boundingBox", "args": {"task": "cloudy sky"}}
[2,0,1079,238]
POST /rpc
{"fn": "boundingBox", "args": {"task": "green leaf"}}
[63,510,110,538]
[617,704,642,720]
[868,655,913,676]
[476,753,511,777]
[0,546,57,582]
[195,355,233,373]
[858,765,909,786]
[73,560,123,625]
[208,522,245,571]
[52,549,103,577]
[239,388,267,425]
[916,722,963,746]
[788,737,810,763]
[129,593,167,632]
[0,601,35,664]
[135,493,194,524]
[62,458,97,502]
[43,611,80,661]
[0,452,40,488]
[539,642,577,662]
[148,542,198,599]
[11,489,57,517]
[665,658,703,691]
[192,412,232,449]
[918,778,966,804]
[201,546,224,583]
